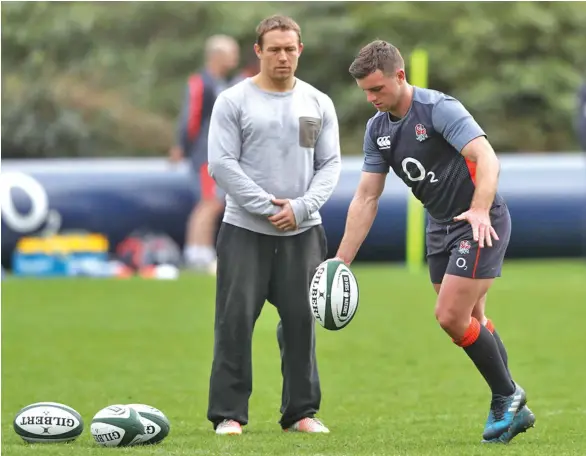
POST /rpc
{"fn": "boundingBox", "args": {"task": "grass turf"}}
[2,259,585,455]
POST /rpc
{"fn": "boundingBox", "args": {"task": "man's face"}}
[255,29,303,81]
[220,44,240,73]
[356,69,406,112]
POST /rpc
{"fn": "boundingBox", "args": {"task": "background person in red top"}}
[169,35,240,274]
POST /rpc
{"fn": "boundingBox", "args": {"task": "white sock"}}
[184,245,216,266]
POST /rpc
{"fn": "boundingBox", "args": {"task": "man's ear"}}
[396,68,406,84]
[254,43,262,59]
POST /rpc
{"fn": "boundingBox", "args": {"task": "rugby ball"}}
[90,404,145,447]
[13,402,84,443]
[309,259,359,330]
[127,404,170,445]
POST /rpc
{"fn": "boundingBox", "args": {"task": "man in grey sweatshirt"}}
[206,15,342,435]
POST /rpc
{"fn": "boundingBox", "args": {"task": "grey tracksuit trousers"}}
[207,222,327,429]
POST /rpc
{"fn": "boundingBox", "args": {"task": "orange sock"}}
[453,317,481,348]
[485,319,495,334]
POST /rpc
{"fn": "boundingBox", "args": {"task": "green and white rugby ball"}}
[127,404,170,445]
[309,259,359,330]
[90,404,145,447]
[13,402,84,443]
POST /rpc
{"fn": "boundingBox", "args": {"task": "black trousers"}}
[207,222,327,429]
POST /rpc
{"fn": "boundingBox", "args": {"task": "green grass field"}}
[2,259,585,456]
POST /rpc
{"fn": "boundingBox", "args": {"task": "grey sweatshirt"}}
[207,78,342,236]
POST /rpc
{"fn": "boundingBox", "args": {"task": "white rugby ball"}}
[90,404,145,447]
[13,402,84,443]
[127,404,170,445]
[309,259,359,330]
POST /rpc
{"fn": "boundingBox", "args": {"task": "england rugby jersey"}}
[362,87,504,223]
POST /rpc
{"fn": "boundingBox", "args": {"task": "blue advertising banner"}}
[2,154,585,269]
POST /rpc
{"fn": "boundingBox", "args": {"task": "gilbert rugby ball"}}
[90,404,145,447]
[309,259,359,330]
[127,404,170,445]
[13,402,84,443]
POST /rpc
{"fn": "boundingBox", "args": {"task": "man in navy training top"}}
[331,40,535,444]
[169,35,240,274]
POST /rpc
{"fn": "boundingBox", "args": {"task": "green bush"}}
[2,1,585,158]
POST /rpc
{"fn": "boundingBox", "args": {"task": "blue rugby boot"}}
[482,405,535,444]
[482,383,526,441]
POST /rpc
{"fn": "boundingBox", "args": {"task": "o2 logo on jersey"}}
[0,172,62,235]
[401,157,439,184]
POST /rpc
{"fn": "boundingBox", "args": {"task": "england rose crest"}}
[415,123,428,142]
[458,240,471,255]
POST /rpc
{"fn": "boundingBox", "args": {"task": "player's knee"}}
[434,305,469,339]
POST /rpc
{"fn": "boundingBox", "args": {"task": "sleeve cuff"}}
[362,163,389,173]
[455,133,486,153]
[290,198,308,226]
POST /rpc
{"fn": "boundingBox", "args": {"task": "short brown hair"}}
[349,40,405,79]
[256,15,301,49]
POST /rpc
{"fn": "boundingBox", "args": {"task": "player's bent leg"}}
[436,282,512,382]
[436,274,521,440]
[431,209,529,441]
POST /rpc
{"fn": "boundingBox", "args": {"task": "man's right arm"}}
[335,120,389,265]
[173,76,206,159]
[207,94,278,216]
[168,84,191,161]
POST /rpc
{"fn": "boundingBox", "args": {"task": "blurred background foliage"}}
[2,1,586,158]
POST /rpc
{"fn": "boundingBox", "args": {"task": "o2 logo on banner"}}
[0,172,62,236]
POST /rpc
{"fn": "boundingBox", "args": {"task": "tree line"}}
[2,1,585,159]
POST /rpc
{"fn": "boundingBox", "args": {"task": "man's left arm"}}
[432,98,500,211]
[289,97,342,225]
[461,137,500,211]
